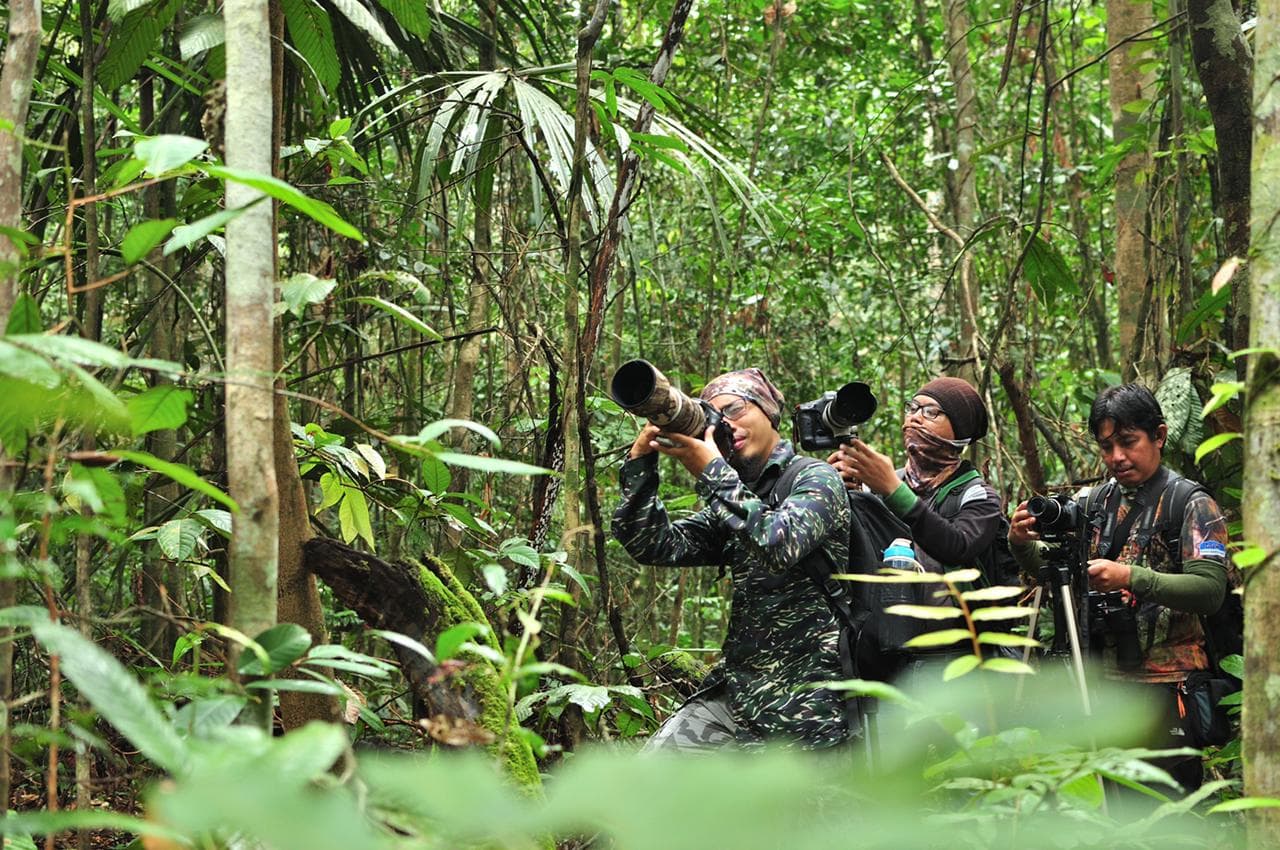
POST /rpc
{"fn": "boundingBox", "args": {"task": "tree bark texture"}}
[0,0,42,817]
[303,538,543,794]
[1187,0,1253,359]
[1107,0,1156,380]
[1243,2,1280,838]
[225,0,280,727]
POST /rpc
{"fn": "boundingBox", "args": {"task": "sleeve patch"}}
[1196,540,1227,561]
[959,483,987,509]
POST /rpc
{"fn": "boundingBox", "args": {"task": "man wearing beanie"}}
[828,375,1011,681]
[613,367,853,750]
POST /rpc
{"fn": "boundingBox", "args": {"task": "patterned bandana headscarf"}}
[700,368,785,429]
[902,424,970,498]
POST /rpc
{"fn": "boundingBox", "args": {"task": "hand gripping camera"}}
[792,382,878,451]
[1027,493,1142,672]
[610,360,736,459]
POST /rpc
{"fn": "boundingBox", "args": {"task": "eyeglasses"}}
[904,400,947,421]
[715,399,754,421]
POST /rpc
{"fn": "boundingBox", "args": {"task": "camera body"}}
[610,359,736,459]
[1026,493,1084,542]
[1086,589,1143,670]
[793,382,878,451]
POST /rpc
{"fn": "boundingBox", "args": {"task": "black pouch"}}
[1178,671,1235,748]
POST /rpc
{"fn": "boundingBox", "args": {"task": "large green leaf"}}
[65,464,128,525]
[98,0,182,90]
[133,135,208,178]
[128,386,192,435]
[32,621,188,775]
[112,449,239,512]
[237,623,313,676]
[282,0,340,95]
[122,218,178,265]
[5,292,42,334]
[329,0,398,49]
[178,14,225,59]
[337,487,375,550]
[280,273,337,317]
[351,296,441,339]
[375,0,431,37]
[432,451,550,476]
[1023,234,1077,304]
[165,208,243,256]
[1155,367,1204,455]
[156,517,204,560]
[204,164,363,240]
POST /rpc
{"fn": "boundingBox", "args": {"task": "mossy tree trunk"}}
[303,538,542,794]
[1243,0,1280,839]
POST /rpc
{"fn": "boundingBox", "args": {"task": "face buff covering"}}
[902,424,970,498]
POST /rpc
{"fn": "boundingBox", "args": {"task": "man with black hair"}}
[1009,382,1230,790]
[613,368,853,751]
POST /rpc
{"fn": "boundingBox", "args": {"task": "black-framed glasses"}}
[715,399,753,421]
[904,400,947,421]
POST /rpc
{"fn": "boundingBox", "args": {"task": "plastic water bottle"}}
[884,537,923,573]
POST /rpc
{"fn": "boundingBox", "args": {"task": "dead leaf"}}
[421,714,496,747]
[1212,256,1243,294]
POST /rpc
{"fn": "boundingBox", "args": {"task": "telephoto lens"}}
[610,360,711,437]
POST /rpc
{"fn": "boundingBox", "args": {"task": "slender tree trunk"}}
[75,6,101,843]
[551,0,609,676]
[443,0,498,452]
[1107,0,1156,380]
[1187,0,1253,367]
[270,0,338,730]
[941,0,981,387]
[1243,0,1280,836]
[225,0,280,730]
[0,0,41,817]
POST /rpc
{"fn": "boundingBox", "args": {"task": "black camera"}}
[610,359,736,459]
[792,382,878,451]
[1026,493,1084,540]
[1086,589,1142,671]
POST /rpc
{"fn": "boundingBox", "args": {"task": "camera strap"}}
[1103,493,1143,562]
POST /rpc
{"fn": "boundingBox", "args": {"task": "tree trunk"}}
[1107,0,1156,380]
[941,0,981,388]
[0,0,42,817]
[1187,0,1253,365]
[1243,0,1280,836]
[225,0,280,730]
[303,538,543,795]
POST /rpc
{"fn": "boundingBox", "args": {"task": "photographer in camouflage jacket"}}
[612,368,852,750]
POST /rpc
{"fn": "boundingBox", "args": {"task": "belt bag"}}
[1178,671,1234,748]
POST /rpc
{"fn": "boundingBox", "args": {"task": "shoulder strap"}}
[930,469,982,511]
[765,455,825,508]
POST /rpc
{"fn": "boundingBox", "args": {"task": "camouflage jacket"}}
[612,439,851,747]
[1084,466,1230,683]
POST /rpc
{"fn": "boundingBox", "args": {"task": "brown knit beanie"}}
[917,377,988,441]
[701,368,785,429]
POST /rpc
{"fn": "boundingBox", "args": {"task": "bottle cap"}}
[884,538,915,560]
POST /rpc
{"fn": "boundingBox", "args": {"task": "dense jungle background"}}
[1,0,1280,846]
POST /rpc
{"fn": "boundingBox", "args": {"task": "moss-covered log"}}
[303,537,542,795]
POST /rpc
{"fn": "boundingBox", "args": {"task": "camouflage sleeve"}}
[694,457,850,577]
[1127,491,1228,614]
[611,453,726,566]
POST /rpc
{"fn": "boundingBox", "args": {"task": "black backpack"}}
[1084,473,1243,680]
[766,458,1017,676]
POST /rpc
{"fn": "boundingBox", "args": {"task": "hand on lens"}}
[654,425,721,478]
[829,440,898,496]
[1008,502,1040,546]
[629,424,663,459]
[1086,558,1131,592]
